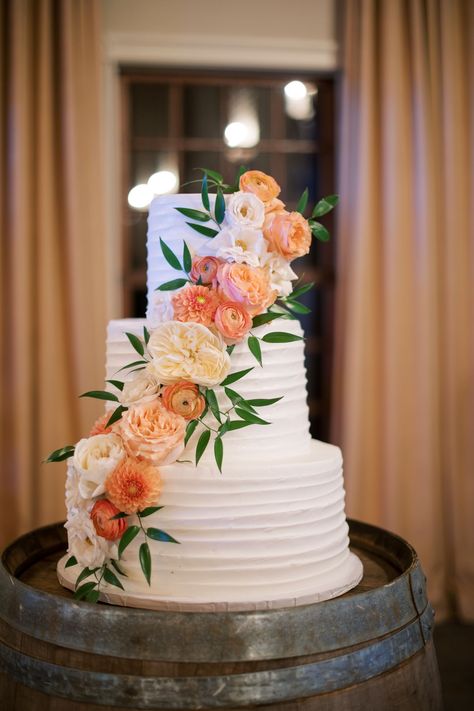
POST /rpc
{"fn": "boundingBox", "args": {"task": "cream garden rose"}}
[65,509,118,568]
[73,433,125,500]
[147,321,231,387]
[65,460,90,514]
[224,191,265,229]
[119,368,161,407]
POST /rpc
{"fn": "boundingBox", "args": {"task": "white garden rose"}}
[201,226,268,267]
[262,252,298,297]
[119,368,161,407]
[65,509,118,568]
[147,321,231,387]
[224,191,265,229]
[146,293,174,329]
[73,433,125,500]
[65,460,91,514]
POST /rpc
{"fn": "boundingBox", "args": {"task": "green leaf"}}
[195,429,211,465]
[183,241,192,273]
[289,282,315,300]
[296,187,309,215]
[138,506,164,517]
[110,559,127,577]
[224,388,257,415]
[285,300,312,315]
[146,528,180,544]
[110,511,128,520]
[118,525,140,558]
[106,379,124,392]
[139,542,152,585]
[214,437,223,473]
[220,367,254,386]
[184,419,199,446]
[186,222,219,238]
[105,405,128,429]
[117,359,149,372]
[85,589,100,603]
[200,167,223,183]
[143,326,150,345]
[234,408,270,425]
[65,555,78,568]
[157,278,189,291]
[312,194,339,217]
[44,445,75,463]
[233,165,247,190]
[247,336,262,367]
[103,566,125,590]
[226,344,235,355]
[201,173,210,211]
[218,417,231,437]
[251,312,284,328]
[74,581,97,601]
[175,207,210,222]
[160,237,182,270]
[75,567,99,589]
[310,221,330,242]
[261,332,304,343]
[80,390,119,402]
[214,188,225,224]
[227,420,252,431]
[205,388,221,423]
[246,396,283,407]
[125,332,145,357]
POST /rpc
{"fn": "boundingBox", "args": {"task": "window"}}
[120,68,336,440]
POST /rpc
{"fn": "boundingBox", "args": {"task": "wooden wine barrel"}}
[0,519,442,710]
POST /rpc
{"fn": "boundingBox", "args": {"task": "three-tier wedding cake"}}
[55,169,363,610]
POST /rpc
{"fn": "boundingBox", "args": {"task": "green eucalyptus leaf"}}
[224,388,257,414]
[139,542,152,585]
[65,555,78,568]
[118,525,140,558]
[251,312,284,328]
[105,405,128,429]
[205,388,221,423]
[261,332,304,343]
[125,332,145,357]
[110,559,127,577]
[310,221,330,242]
[220,367,254,386]
[247,335,262,367]
[246,396,283,407]
[218,417,231,437]
[157,278,189,291]
[285,300,312,315]
[214,437,223,473]
[232,165,247,190]
[296,187,309,215]
[215,188,225,224]
[184,419,199,446]
[312,194,339,218]
[226,344,235,355]
[186,222,219,238]
[226,420,252,431]
[80,390,119,402]
[74,581,97,601]
[175,207,210,222]
[106,379,124,392]
[289,282,315,300]
[201,173,210,211]
[146,528,180,543]
[103,566,125,590]
[200,167,223,183]
[195,429,211,465]
[85,589,100,603]
[160,237,182,270]
[138,506,164,517]
[234,408,270,425]
[44,445,75,463]
[143,326,150,345]
[117,359,149,372]
[183,241,192,273]
[75,567,96,588]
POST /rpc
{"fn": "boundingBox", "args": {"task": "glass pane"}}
[131,84,168,138]
[130,150,178,187]
[127,212,147,270]
[285,153,318,207]
[284,83,318,141]
[184,86,220,138]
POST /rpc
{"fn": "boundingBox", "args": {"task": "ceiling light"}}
[284,80,308,100]
[148,170,178,195]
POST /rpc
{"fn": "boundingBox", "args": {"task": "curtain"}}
[0,0,106,548]
[334,0,474,620]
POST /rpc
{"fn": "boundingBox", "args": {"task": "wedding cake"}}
[54,169,363,610]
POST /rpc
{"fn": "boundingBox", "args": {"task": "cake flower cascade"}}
[46,168,338,603]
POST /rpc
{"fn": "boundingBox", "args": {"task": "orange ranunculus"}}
[105,457,162,514]
[89,413,113,436]
[90,499,127,541]
[214,301,252,343]
[119,400,186,465]
[239,170,281,204]
[217,263,277,316]
[190,256,221,286]
[161,381,206,421]
[263,210,311,261]
[172,284,220,326]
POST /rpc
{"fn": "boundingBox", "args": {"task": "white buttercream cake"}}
[57,191,363,610]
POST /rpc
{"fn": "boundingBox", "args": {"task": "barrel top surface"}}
[0,519,428,663]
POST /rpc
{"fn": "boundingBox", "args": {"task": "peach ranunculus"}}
[172,284,221,326]
[239,170,281,205]
[119,400,186,465]
[147,321,231,387]
[263,210,312,261]
[214,301,252,343]
[217,263,277,316]
[190,256,221,286]
[105,457,162,515]
[89,413,113,437]
[162,381,206,420]
[90,499,127,541]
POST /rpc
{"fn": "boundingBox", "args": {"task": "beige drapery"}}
[0,0,106,548]
[334,0,474,620]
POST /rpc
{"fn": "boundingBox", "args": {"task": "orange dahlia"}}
[172,285,220,326]
[105,457,162,514]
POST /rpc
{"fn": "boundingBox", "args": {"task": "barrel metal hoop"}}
[0,604,434,709]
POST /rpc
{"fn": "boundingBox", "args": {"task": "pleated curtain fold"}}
[0,0,106,548]
[334,0,474,620]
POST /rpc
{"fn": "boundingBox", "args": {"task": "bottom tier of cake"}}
[58,439,363,611]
